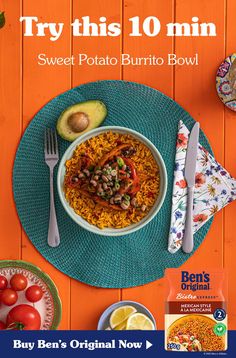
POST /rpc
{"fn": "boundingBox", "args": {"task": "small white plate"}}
[97,300,157,330]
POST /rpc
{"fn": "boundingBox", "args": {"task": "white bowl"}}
[97,300,157,330]
[57,126,167,236]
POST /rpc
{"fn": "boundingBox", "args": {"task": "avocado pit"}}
[67,112,89,133]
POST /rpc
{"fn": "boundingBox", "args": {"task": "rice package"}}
[165,268,227,352]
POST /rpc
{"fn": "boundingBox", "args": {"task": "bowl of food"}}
[97,300,156,330]
[57,126,167,236]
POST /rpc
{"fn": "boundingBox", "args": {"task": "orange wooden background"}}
[0,0,235,330]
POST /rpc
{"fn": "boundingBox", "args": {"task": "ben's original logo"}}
[181,271,210,291]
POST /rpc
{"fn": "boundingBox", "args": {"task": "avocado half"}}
[56,100,107,141]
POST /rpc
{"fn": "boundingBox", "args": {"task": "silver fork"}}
[44,129,60,247]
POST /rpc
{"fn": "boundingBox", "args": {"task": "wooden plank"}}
[122,0,174,97]
[174,0,226,324]
[70,0,122,330]
[0,0,22,259]
[21,0,72,330]
[174,0,226,160]
[121,0,174,330]
[224,0,236,330]
[72,0,122,86]
[71,280,120,330]
[174,0,225,272]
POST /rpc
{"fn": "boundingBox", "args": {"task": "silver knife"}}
[182,122,200,253]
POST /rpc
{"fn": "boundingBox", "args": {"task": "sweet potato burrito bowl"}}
[57,126,167,236]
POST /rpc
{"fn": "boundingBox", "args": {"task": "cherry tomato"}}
[0,275,8,290]
[25,285,43,303]
[7,304,41,330]
[10,274,27,291]
[1,288,18,306]
[0,321,6,330]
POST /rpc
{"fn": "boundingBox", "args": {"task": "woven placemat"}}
[13,80,213,288]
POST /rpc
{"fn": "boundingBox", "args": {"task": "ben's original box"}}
[165,269,227,352]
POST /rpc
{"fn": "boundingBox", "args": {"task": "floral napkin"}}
[168,120,236,254]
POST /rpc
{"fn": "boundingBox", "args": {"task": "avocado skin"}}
[57,100,107,141]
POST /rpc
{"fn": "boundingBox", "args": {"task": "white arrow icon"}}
[146,340,153,349]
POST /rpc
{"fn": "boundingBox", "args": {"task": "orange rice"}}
[168,315,225,351]
[64,131,160,229]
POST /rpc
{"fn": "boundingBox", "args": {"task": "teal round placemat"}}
[13,80,213,288]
